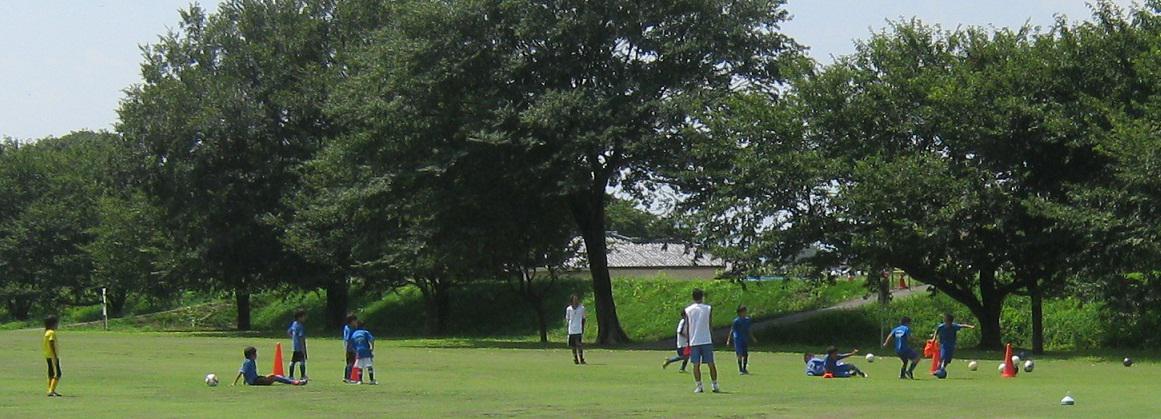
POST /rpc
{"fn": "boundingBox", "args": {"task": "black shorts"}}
[346,351,356,365]
[568,334,583,348]
[251,376,274,386]
[291,351,306,362]
[46,358,61,379]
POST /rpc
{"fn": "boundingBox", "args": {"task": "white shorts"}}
[354,357,374,369]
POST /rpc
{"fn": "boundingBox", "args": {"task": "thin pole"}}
[101,287,108,331]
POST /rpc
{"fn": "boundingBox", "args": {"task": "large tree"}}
[332,0,802,344]
[118,1,346,329]
[0,132,121,319]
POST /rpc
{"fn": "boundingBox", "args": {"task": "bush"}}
[763,290,1108,351]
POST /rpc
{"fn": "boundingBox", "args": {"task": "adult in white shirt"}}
[684,289,719,393]
[662,309,690,371]
[565,294,587,365]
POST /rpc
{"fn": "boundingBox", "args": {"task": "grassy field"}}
[0,329,1155,418]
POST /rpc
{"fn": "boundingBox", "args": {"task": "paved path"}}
[640,286,926,349]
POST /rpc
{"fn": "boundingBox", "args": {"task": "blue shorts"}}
[940,345,955,363]
[896,348,918,361]
[734,341,748,356]
[690,344,715,364]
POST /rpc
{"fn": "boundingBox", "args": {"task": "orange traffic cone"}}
[1001,343,1017,378]
[822,372,834,378]
[272,343,286,376]
[930,343,942,373]
[349,353,362,382]
[898,273,908,289]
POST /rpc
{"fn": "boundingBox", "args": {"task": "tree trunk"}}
[975,267,1004,350]
[236,292,251,331]
[535,304,548,344]
[420,279,451,336]
[6,296,32,321]
[108,289,129,318]
[325,278,349,330]
[571,192,631,345]
[877,269,891,305]
[1030,279,1044,355]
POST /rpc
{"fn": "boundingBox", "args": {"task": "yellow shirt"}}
[42,330,57,359]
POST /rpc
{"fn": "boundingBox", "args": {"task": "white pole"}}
[101,287,108,331]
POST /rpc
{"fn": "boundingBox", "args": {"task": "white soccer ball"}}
[998,362,1006,372]
[968,360,978,371]
[865,353,875,363]
[205,373,219,387]
[1011,355,1021,364]
[1024,360,1035,373]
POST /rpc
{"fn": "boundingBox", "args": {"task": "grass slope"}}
[0,330,1152,418]
[63,279,866,343]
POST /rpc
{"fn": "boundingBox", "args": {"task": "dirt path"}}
[640,286,926,349]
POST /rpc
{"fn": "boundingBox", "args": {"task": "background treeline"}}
[4,0,1161,351]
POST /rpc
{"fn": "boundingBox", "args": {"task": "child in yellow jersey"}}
[43,315,61,397]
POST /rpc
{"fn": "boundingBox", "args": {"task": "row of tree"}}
[4,0,1161,349]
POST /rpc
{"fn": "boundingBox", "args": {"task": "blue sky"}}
[0,0,1137,140]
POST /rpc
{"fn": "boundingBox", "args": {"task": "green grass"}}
[0,329,1155,418]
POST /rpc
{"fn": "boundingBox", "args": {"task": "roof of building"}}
[571,233,726,269]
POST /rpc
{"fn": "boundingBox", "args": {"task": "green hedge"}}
[763,291,1106,351]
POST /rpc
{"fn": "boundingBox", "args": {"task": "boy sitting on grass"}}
[232,347,307,386]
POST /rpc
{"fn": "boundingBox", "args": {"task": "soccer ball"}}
[968,361,978,371]
[1011,355,1021,364]
[1123,357,1133,367]
[865,353,875,363]
[998,362,1006,372]
[1023,360,1035,373]
[934,368,947,379]
[205,373,219,387]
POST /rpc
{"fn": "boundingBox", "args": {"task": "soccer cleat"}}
[712,383,720,393]
[693,385,704,393]
[49,392,62,397]
[574,359,580,365]
[368,381,379,385]
[662,360,670,369]
[580,359,587,365]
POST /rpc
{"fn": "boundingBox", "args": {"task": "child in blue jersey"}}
[232,346,306,386]
[823,346,867,378]
[287,309,308,380]
[725,305,757,375]
[342,313,358,383]
[932,313,974,371]
[350,321,376,385]
[882,316,920,379]
[804,353,826,376]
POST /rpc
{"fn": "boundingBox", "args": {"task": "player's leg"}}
[45,359,54,396]
[299,352,307,379]
[49,358,61,395]
[906,350,920,378]
[577,335,586,364]
[569,335,579,364]
[690,346,704,392]
[365,359,376,384]
[897,354,908,378]
[345,351,357,382]
[940,345,954,370]
[287,357,295,379]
